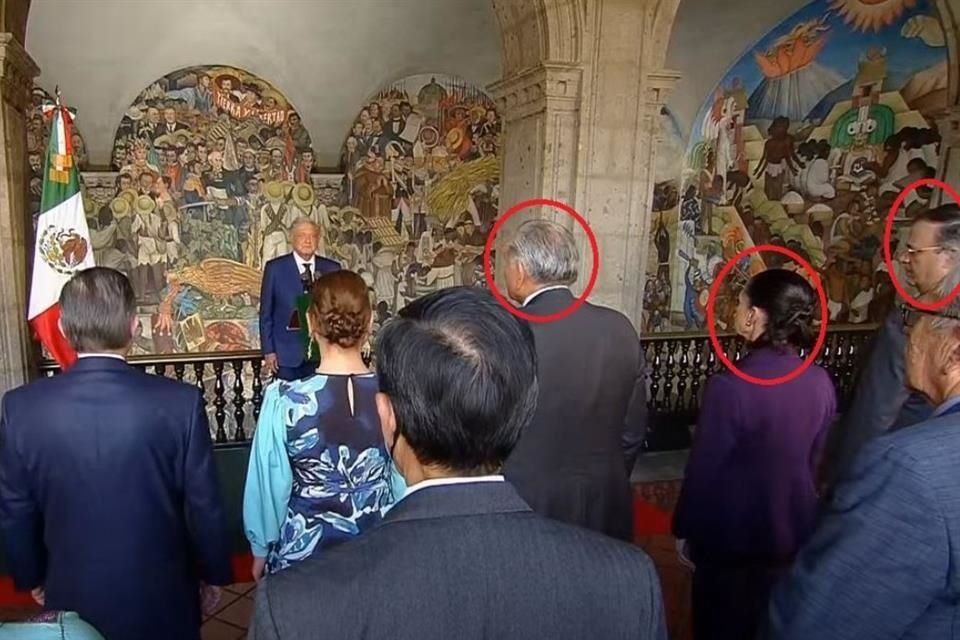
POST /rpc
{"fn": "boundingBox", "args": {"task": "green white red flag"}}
[27,93,94,368]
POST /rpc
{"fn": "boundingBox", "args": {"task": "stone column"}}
[490,0,680,326]
[0,32,39,395]
[935,107,960,207]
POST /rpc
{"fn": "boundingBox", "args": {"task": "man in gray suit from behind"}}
[826,204,960,485]
[765,264,960,639]
[500,219,648,541]
[248,286,666,640]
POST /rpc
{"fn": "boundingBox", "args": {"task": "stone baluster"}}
[251,360,264,424]
[231,360,246,442]
[212,361,227,444]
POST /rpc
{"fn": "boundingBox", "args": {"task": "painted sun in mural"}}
[830,0,917,32]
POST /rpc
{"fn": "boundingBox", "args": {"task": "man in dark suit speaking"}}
[0,267,232,640]
[501,219,648,541]
[248,287,666,640]
[259,218,340,380]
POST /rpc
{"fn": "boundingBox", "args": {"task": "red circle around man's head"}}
[882,178,960,312]
[706,244,829,386]
[483,199,600,323]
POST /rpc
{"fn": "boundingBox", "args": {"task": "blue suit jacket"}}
[259,253,340,368]
[0,357,233,640]
[766,408,960,639]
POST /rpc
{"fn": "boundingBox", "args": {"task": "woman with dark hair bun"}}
[243,270,404,581]
[672,268,837,640]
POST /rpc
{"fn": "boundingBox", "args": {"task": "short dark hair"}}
[913,203,960,251]
[375,287,538,474]
[744,268,818,350]
[59,267,136,353]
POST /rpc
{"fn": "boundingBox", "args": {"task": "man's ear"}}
[375,392,397,448]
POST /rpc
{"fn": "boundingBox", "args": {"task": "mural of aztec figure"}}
[77,68,499,357]
[333,73,500,326]
[646,0,948,333]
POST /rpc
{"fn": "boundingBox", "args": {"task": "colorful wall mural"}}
[333,73,500,327]
[78,69,499,356]
[646,0,949,332]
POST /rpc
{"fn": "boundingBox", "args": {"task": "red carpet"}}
[0,496,670,606]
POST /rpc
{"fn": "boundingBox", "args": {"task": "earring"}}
[361,339,372,363]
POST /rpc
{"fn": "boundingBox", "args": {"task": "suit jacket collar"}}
[381,481,532,526]
[523,287,575,313]
[69,356,132,374]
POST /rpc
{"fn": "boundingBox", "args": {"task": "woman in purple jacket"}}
[673,268,837,640]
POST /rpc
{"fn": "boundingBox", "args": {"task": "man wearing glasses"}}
[827,203,960,486]
[766,264,960,639]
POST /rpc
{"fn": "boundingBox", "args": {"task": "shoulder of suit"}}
[318,256,341,271]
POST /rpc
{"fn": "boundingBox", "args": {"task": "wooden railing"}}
[37,324,879,451]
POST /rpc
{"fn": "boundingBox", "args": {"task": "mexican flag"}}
[27,98,94,369]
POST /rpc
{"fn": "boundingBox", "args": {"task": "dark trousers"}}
[276,361,317,381]
[692,562,789,640]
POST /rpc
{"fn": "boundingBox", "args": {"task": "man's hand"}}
[252,556,267,583]
[31,587,44,606]
[263,353,278,376]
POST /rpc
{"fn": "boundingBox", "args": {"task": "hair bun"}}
[307,270,372,350]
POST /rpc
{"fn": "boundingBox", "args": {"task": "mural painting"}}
[647,0,949,332]
[80,68,499,357]
[83,65,319,355]
[333,74,500,328]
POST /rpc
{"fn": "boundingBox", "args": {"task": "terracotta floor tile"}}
[215,595,254,629]
[200,618,246,640]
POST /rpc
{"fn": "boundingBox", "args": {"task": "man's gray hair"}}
[290,217,319,235]
[507,219,579,285]
[929,264,960,331]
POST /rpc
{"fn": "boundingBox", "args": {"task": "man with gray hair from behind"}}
[501,218,648,541]
[765,262,960,639]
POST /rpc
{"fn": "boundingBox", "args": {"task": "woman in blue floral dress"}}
[243,270,404,580]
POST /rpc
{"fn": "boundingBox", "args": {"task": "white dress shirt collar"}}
[400,475,504,502]
[293,252,316,274]
[77,353,127,362]
[522,285,569,308]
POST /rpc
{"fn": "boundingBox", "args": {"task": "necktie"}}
[303,263,313,282]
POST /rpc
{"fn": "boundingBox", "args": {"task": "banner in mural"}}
[645,0,948,332]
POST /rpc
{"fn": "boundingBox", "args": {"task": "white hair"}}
[929,265,960,331]
[507,219,579,285]
[290,217,320,236]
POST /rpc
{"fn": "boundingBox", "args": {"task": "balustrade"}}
[38,325,879,452]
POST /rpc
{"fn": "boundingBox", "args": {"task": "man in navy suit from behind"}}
[259,218,340,380]
[0,267,232,640]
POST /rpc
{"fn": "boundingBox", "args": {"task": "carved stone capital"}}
[489,62,583,122]
[0,32,38,114]
[644,68,681,110]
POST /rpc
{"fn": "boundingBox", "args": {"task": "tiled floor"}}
[202,582,256,640]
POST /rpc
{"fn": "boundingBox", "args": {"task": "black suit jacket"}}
[502,288,648,540]
[249,482,666,640]
[0,357,233,640]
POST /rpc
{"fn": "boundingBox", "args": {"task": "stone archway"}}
[489,0,683,324]
[0,0,39,394]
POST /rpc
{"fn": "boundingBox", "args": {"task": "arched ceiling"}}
[25,0,501,168]
[665,0,811,139]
